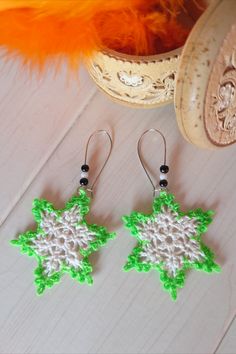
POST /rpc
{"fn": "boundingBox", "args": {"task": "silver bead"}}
[160,173,167,181]
[81,171,88,178]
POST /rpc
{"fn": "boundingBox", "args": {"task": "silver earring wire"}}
[82,130,113,198]
[137,128,167,197]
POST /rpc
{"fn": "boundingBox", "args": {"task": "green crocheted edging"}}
[11,189,115,295]
[123,191,220,300]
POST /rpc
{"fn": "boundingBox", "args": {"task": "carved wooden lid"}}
[175,0,236,149]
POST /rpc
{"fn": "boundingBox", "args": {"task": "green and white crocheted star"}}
[11,189,115,295]
[123,191,220,300]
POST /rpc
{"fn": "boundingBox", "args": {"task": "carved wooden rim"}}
[101,47,182,64]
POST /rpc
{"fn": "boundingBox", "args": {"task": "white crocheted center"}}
[32,206,95,275]
[138,206,204,277]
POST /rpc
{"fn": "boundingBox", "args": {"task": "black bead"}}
[80,178,88,186]
[160,165,169,174]
[81,164,89,172]
[159,179,168,188]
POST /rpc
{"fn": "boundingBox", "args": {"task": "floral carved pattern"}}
[87,52,179,107]
[205,25,236,146]
[215,77,236,134]
[118,71,144,87]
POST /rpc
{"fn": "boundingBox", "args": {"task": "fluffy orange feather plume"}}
[0,0,205,70]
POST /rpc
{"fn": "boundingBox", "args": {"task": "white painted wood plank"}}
[216,317,236,354]
[0,89,235,354]
[0,59,96,225]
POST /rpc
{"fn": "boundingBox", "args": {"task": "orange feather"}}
[0,0,205,71]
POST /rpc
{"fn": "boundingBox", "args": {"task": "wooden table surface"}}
[0,61,235,354]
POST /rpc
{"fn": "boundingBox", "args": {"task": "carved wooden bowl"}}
[86,0,236,149]
[85,0,210,109]
[86,48,180,108]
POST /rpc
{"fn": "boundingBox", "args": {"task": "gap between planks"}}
[214,314,236,353]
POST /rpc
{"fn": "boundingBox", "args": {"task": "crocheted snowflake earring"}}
[11,130,115,295]
[122,129,220,300]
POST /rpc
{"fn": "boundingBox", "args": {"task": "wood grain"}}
[0,60,235,354]
[0,60,96,225]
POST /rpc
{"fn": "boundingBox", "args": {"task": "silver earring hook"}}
[82,130,113,197]
[137,128,167,197]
